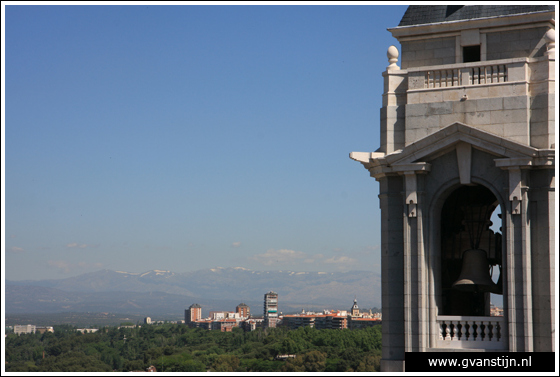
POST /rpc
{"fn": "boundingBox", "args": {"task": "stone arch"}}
[427,176,507,345]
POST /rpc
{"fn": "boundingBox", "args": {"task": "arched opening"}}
[440,185,503,316]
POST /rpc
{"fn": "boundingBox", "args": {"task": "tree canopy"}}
[5,324,381,372]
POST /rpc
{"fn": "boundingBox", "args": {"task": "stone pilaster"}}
[377,174,406,372]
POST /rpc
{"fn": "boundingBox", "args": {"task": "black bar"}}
[405,352,556,372]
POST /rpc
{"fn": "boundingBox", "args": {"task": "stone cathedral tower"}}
[351,6,555,372]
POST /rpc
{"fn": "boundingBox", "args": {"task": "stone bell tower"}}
[351,5,555,372]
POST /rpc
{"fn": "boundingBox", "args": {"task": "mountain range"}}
[5,267,381,318]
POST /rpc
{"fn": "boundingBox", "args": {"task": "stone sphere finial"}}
[387,45,400,70]
[544,29,555,58]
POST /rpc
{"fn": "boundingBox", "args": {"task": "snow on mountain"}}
[6,267,381,315]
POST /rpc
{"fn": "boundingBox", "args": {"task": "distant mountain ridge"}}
[5,267,381,316]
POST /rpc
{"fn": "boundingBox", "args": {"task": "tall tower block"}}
[185,303,202,326]
[263,291,279,328]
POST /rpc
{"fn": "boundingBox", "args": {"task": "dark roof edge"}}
[389,9,555,32]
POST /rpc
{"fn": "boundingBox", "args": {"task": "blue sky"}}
[3,3,409,281]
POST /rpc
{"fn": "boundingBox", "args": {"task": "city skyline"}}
[4,4,409,281]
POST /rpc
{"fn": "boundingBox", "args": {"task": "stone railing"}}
[436,315,507,350]
[424,68,460,88]
[406,58,532,91]
[423,64,507,88]
[468,64,507,85]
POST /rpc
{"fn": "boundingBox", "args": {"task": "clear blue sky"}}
[3,3,409,281]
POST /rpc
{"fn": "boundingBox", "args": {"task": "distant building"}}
[236,303,250,318]
[144,317,152,324]
[350,299,360,317]
[191,320,212,330]
[282,314,317,329]
[282,311,349,330]
[263,291,279,328]
[35,326,54,334]
[185,303,202,326]
[275,354,297,360]
[14,325,36,335]
[77,328,99,333]
[490,306,504,317]
[349,317,381,330]
[209,311,226,320]
[322,314,348,330]
[241,319,258,332]
[211,319,237,332]
[209,311,240,321]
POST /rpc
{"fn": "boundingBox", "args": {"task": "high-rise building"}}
[236,303,250,318]
[263,291,278,328]
[185,303,202,326]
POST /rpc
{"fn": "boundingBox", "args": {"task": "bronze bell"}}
[452,249,501,294]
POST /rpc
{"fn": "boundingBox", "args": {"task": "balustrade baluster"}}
[499,65,506,82]
[480,321,487,342]
[487,322,494,341]
[472,322,479,341]
[495,320,501,342]
[451,321,458,341]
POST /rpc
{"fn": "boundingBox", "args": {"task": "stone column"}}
[495,158,533,351]
[377,174,406,372]
[400,169,429,353]
[528,167,555,351]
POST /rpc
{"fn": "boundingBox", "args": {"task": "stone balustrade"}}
[468,64,507,85]
[421,63,508,88]
[405,57,538,92]
[424,68,460,88]
[436,315,507,350]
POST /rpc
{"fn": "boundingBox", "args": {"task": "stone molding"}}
[350,122,553,181]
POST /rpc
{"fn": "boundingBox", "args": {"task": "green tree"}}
[282,350,326,372]
[211,354,241,372]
